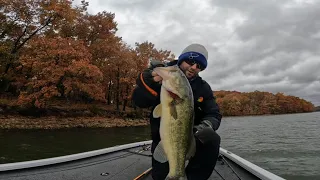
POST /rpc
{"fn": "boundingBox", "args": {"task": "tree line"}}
[0,0,174,111]
[0,0,315,116]
[215,90,315,116]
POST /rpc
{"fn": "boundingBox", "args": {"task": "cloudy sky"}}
[74,0,320,106]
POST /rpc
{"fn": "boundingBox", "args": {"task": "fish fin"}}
[186,136,196,160]
[153,104,162,118]
[165,175,187,180]
[185,160,189,168]
[170,104,177,119]
[153,141,168,163]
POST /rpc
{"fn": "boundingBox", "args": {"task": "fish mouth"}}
[167,90,181,99]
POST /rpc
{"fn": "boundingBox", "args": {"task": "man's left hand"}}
[193,120,215,144]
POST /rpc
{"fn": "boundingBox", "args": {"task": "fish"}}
[152,65,196,180]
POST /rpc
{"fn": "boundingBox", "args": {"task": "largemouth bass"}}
[152,65,196,180]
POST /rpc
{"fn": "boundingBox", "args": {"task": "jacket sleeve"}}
[200,83,222,131]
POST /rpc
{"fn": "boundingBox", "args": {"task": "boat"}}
[0,140,285,180]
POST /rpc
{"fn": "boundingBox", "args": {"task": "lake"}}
[1,112,319,180]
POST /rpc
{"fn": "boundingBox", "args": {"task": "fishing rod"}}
[133,167,152,180]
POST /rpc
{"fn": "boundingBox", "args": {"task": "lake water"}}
[217,112,320,180]
[0,112,319,180]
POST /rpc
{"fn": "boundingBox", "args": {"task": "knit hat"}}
[177,43,208,70]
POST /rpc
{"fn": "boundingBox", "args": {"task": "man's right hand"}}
[151,71,163,84]
[148,60,165,84]
[135,60,165,97]
[132,60,166,108]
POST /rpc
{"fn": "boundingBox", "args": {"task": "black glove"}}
[136,60,165,93]
[193,120,216,144]
[149,60,166,69]
[136,60,165,99]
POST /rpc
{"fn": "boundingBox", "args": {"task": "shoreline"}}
[0,115,149,129]
[1,111,317,130]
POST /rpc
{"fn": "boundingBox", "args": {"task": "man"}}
[132,43,222,180]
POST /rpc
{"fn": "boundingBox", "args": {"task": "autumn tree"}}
[0,0,180,116]
[0,0,80,73]
[135,41,174,71]
[0,0,85,96]
[118,45,140,111]
[17,37,104,108]
[52,9,124,109]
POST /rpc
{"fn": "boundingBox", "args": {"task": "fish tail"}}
[165,175,187,180]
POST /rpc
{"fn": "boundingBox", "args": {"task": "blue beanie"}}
[177,43,208,70]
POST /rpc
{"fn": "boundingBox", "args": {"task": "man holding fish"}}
[132,43,222,180]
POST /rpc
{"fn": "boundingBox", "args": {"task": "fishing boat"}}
[0,140,285,180]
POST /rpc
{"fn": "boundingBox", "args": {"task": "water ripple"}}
[218,112,320,180]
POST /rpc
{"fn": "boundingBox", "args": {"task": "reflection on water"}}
[0,126,151,163]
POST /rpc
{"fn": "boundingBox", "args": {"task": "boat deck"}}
[0,141,267,180]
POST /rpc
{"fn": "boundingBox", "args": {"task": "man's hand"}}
[151,71,163,84]
[194,120,212,132]
[135,60,165,96]
[193,120,215,144]
[149,60,164,84]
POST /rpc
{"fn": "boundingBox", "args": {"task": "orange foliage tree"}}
[214,90,315,116]
[135,41,174,69]
[0,0,80,74]
[0,0,85,96]
[17,37,104,108]
[1,0,178,113]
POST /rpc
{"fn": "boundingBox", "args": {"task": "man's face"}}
[179,60,202,79]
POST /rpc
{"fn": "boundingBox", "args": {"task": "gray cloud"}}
[74,0,320,105]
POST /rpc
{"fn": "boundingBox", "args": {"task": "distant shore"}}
[0,96,317,129]
[2,112,318,129]
[0,115,149,129]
